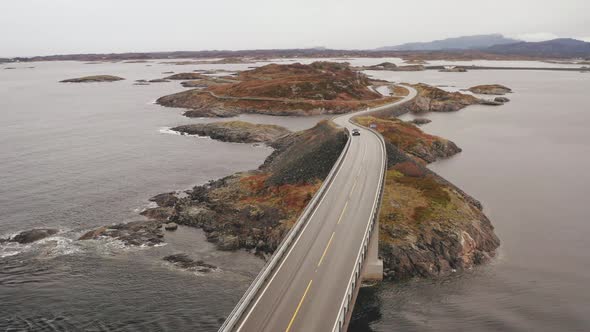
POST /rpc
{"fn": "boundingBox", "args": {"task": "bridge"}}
[219,85,418,332]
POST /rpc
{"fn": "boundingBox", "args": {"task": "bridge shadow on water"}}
[348,284,382,332]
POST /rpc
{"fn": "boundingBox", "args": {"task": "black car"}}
[352,129,360,136]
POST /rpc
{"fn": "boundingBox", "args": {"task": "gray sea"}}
[1,59,589,331]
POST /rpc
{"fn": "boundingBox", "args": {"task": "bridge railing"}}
[220,85,412,332]
[331,116,388,332]
[218,125,352,332]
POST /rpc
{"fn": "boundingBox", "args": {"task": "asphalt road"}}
[234,86,418,332]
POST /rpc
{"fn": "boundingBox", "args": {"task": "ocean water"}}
[351,69,590,331]
[0,60,324,330]
[1,59,589,331]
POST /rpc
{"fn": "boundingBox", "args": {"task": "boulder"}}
[480,99,504,106]
[164,73,205,80]
[140,207,173,220]
[163,253,217,272]
[79,220,164,246]
[9,229,59,244]
[409,118,432,125]
[164,223,178,231]
[149,192,178,207]
[217,235,240,251]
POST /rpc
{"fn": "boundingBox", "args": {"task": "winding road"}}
[223,85,418,332]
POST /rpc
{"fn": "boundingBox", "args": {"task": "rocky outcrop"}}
[439,67,467,72]
[4,229,59,244]
[409,118,432,125]
[364,62,399,70]
[494,96,510,103]
[172,121,291,144]
[181,80,210,88]
[468,84,512,95]
[140,207,173,220]
[403,84,480,113]
[163,253,217,272]
[480,99,504,106]
[376,140,500,281]
[164,73,206,80]
[356,116,461,164]
[163,222,178,231]
[149,79,170,83]
[149,192,178,207]
[182,108,235,118]
[353,112,499,280]
[359,63,425,71]
[155,121,346,253]
[60,75,124,83]
[156,62,396,117]
[79,220,164,246]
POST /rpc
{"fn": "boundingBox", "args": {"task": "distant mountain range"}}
[377,34,520,51]
[6,35,590,62]
[486,38,590,58]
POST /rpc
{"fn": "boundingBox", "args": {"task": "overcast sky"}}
[1,0,589,57]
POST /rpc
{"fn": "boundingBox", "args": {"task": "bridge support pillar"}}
[361,223,383,281]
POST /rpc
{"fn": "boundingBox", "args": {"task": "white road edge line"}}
[236,140,353,332]
[330,86,416,332]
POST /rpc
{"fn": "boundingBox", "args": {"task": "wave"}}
[158,127,211,140]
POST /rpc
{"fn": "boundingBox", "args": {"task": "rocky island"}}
[354,114,499,279]
[468,84,512,95]
[134,108,499,279]
[156,62,398,117]
[143,121,347,252]
[77,73,502,281]
[357,62,426,71]
[60,75,125,83]
[387,83,510,114]
[172,121,291,144]
[0,229,59,244]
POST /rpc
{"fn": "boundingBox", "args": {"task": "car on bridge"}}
[352,129,360,136]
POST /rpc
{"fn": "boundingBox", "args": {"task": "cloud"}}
[514,32,559,42]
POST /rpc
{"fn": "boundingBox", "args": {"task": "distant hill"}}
[486,38,590,58]
[377,34,519,51]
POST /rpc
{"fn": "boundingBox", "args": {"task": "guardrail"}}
[330,85,416,331]
[330,116,388,332]
[218,124,353,332]
[219,85,413,332]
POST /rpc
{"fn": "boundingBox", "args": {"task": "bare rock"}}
[79,220,164,246]
[163,253,217,272]
[149,192,178,207]
[469,84,512,95]
[217,235,240,251]
[164,223,178,231]
[60,75,124,83]
[8,229,59,244]
[409,118,432,125]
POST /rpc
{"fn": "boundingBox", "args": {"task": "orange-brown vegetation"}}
[168,120,347,252]
[353,111,499,280]
[355,115,461,163]
[157,62,399,117]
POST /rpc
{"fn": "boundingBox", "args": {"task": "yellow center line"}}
[336,200,349,225]
[317,232,335,267]
[285,279,313,332]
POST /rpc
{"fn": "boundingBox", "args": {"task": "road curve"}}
[229,86,417,332]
